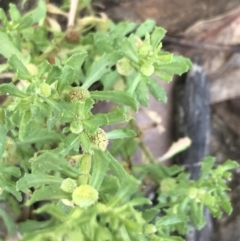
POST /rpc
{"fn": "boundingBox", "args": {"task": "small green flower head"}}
[116,57,134,76]
[70,120,83,134]
[160,178,176,195]
[188,187,198,199]
[26,63,39,76]
[72,184,98,208]
[68,87,90,102]
[89,128,108,151]
[60,178,77,193]
[138,44,152,58]
[39,83,51,97]
[140,62,154,76]
[144,224,157,235]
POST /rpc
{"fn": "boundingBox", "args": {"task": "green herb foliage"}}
[0,1,238,240]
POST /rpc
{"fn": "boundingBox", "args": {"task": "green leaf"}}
[94,32,114,55]
[19,110,32,140]
[9,4,21,22]
[105,151,132,183]
[24,0,46,25]
[156,215,183,227]
[86,108,128,129]
[155,71,173,82]
[129,197,152,206]
[101,71,119,90]
[119,37,139,63]
[37,60,51,78]
[105,108,129,124]
[220,159,239,172]
[157,52,173,63]
[18,128,62,144]
[82,119,99,135]
[219,197,232,215]
[90,149,111,190]
[0,165,21,178]
[200,156,215,178]
[83,53,121,89]
[190,201,205,229]
[110,138,139,158]
[79,131,91,153]
[32,152,79,178]
[46,65,62,84]
[0,207,16,235]
[26,185,69,206]
[8,55,31,80]
[143,207,159,222]
[35,203,68,222]
[106,128,136,139]
[56,133,79,156]
[146,77,167,103]
[0,83,29,98]
[57,65,76,93]
[0,8,8,25]
[99,176,120,195]
[18,15,34,29]
[0,124,6,159]
[65,52,88,75]
[0,177,22,201]
[135,80,149,107]
[0,32,25,61]
[17,173,63,192]
[156,56,192,77]
[135,19,156,37]
[110,21,137,38]
[90,90,138,111]
[105,151,140,206]
[19,219,52,234]
[151,27,166,49]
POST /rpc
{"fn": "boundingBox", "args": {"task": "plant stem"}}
[78,153,92,185]
[68,0,80,27]
[139,141,156,164]
[127,74,141,95]
[129,119,156,164]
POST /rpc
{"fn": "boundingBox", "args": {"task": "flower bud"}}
[144,224,157,235]
[72,184,98,208]
[160,178,176,195]
[188,187,198,199]
[140,62,154,76]
[68,87,90,102]
[116,58,134,76]
[60,178,77,193]
[39,83,51,97]
[89,128,108,151]
[70,120,83,134]
[138,44,152,58]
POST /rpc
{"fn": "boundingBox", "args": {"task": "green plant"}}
[0,1,238,240]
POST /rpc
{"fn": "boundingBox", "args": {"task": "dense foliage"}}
[0,1,238,240]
